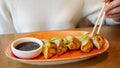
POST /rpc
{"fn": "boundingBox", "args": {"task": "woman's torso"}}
[7,0,84,33]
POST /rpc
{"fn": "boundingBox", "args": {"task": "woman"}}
[0,0,120,34]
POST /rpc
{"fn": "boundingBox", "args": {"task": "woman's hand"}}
[104,0,120,21]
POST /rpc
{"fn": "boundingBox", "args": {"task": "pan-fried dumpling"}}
[42,39,57,59]
[81,39,93,52]
[51,37,68,55]
[91,34,104,49]
[79,33,93,52]
[64,35,81,50]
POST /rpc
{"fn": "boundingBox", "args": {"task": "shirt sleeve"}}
[105,18,120,25]
[0,0,16,34]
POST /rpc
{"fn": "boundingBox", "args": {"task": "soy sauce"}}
[15,42,40,51]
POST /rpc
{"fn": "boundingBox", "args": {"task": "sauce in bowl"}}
[15,42,40,51]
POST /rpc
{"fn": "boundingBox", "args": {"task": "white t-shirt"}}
[0,0,119,34]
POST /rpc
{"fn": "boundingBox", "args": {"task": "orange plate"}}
[5,31,109,65]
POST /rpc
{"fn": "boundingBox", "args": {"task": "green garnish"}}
[44,39,51,47]
[63,38,70,45]
[51,37,61,41]
[69,34,74,38]
[80,32,89,41]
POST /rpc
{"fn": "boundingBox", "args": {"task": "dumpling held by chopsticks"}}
[91,34,104,49]
[78,33,93,52]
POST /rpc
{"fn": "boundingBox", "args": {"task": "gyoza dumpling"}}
[81,39,93,52]
[91,34,104,49]
[51,37,68,55]
[42,39,57,59]
[79,33,93,52]
[64,35,81,50]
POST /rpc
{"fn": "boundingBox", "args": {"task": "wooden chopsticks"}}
[90,3,107,37]
[97,11,106,34]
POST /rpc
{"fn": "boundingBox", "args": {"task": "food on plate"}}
[11,32,105,59]
[81,39,93,52]
[76,33,93,52]
[42,39,57,59]
[51,37,68,55]
[41,33,104,59]
[64,35,81,50]
[91,34,104,49]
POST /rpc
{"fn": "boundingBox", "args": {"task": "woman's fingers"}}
[105,0,120,18]
[104,0,120,21]
[104,0,108,2]
[106,6,120,15]
[105,0,120,13]
[106,13,120,18]
[104,0,113,3]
